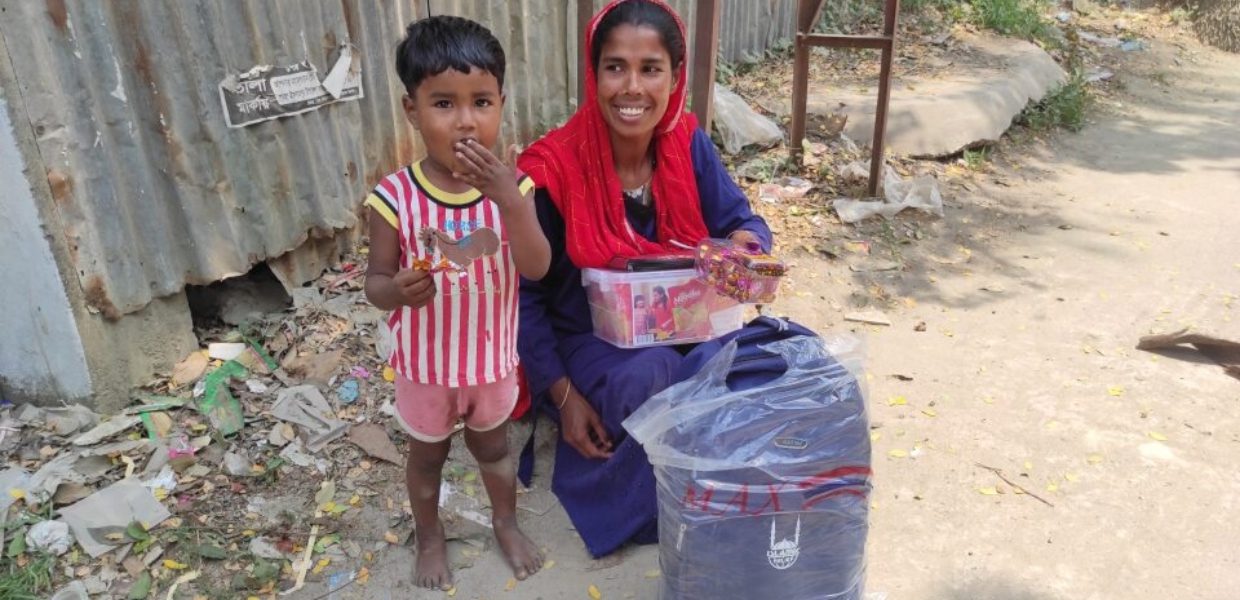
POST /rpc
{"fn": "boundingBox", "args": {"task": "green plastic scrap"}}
[197,360,248,436]
[243,336,279,372]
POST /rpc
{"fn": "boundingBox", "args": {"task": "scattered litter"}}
[268,423,295,448]
[279,440,318,468]
[59,480,171,557]
[171,351,210,387]
[844,311,893,326]
[1120,39,1146,52]
[45,405,100,436]
[72,415,141,446]
[246,379,270,394]
[1086,68,1115,83]
[198,360,248,436]
[838,161,871,185]
[272,386,349,451]
[1079,31,1123,47]
[336,379,361,405]
[347,423,403,465]
[350,366,371,379]
[712,84,783,154]
[250,536,293,560]
[26,519,74,555]
[283,350,346,384]
[0,468,30,513]
[49,580,90,600]
[224,452,256,477]
[208,342,248,361]
[834,165,943,223]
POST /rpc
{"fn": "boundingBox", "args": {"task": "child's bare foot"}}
[493,517,544,580]
[414,520,452,590]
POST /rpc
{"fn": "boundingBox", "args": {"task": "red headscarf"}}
[518,0,710,269]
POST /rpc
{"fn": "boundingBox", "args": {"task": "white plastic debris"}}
[833,165,944,224]
[27,520,75,556]
[712,84,784,154]
[208,342,248,361]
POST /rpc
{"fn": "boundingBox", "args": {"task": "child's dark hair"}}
[395,16,506,94]
[591,0,686,72]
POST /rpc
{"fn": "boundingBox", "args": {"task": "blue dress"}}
[518,129,773,558]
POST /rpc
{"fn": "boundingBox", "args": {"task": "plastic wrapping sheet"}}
[626,335,871,599]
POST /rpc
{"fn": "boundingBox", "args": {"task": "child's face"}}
[403,68,504,176]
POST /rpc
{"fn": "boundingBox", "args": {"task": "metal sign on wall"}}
[219,46,363,128]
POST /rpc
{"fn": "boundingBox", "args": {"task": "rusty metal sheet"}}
[0,0,787,319]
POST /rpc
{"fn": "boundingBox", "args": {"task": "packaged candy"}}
[581,268,743,348]
[695,239,787,304]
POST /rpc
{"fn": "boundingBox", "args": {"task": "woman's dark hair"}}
[591,0,686,72]
[396,16,506,94]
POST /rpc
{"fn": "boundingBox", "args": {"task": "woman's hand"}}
[728,229,762,252]
[553,379,614,460]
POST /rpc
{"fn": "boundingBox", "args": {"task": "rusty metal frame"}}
[790,0,900,197]
[577,0,722,128]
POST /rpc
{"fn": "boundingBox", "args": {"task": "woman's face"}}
[594,24,678,142]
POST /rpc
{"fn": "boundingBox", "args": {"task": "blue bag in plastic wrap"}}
[624,333,871,599]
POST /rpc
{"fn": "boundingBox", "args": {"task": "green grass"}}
[969,0,1056,42]
[963,145,992,169]
[1018,73,1090,132]
[0,553,56,599]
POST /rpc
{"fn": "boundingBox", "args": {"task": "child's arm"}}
[452,139,551,281]
[364,209,437,311]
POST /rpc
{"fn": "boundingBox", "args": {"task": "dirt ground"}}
[290,26,1240,600]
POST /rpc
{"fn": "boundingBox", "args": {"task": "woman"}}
[517,0,772,558]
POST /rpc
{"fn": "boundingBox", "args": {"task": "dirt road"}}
[301,32,1239,600]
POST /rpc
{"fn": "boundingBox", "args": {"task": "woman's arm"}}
[690,129,774,252]
[518,190,613,460]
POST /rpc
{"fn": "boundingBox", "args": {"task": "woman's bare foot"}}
[493,517,544,580]
[414,520,452,590]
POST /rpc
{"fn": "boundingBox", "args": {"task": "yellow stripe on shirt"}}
[364,193,398,229]
[518,175,535,197]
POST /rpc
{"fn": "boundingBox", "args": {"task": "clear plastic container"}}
[695,239,787,304]
[581,268,743,348]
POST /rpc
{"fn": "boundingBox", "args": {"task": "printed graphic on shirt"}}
[418,226,501,271]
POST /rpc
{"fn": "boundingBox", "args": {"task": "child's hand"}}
[453,139,524,209]
[392,268,437,308]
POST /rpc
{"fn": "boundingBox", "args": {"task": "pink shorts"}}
[393,371,519,443]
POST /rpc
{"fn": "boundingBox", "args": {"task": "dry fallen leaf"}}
[869,431,882,442]
[1046,481,1059,493]
[163,559,189,570]
[589,584,603,600]
[978,487,1000,496]
[543,559,556,570]
[1065,473,1081,483]
[888,449,909,459]
[506,578,517,591]
[888,396,908,406]
[645,569,661,579]
[312,558,330,575]
[383,366,396,382]
[383,531,399,544]
[1147,431,1168,441]
[357,567,370,585]
[1087,454,1104,465]
[921,409,937,418]
[1107,385,1125,397]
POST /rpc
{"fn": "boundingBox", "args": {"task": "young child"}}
[363,16,550,590]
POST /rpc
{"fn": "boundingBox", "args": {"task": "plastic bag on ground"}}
[712,84,784,155]
[834,164,944,223]
[625,334,871,600]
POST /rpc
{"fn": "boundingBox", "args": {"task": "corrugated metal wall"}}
[0,0,791,320]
